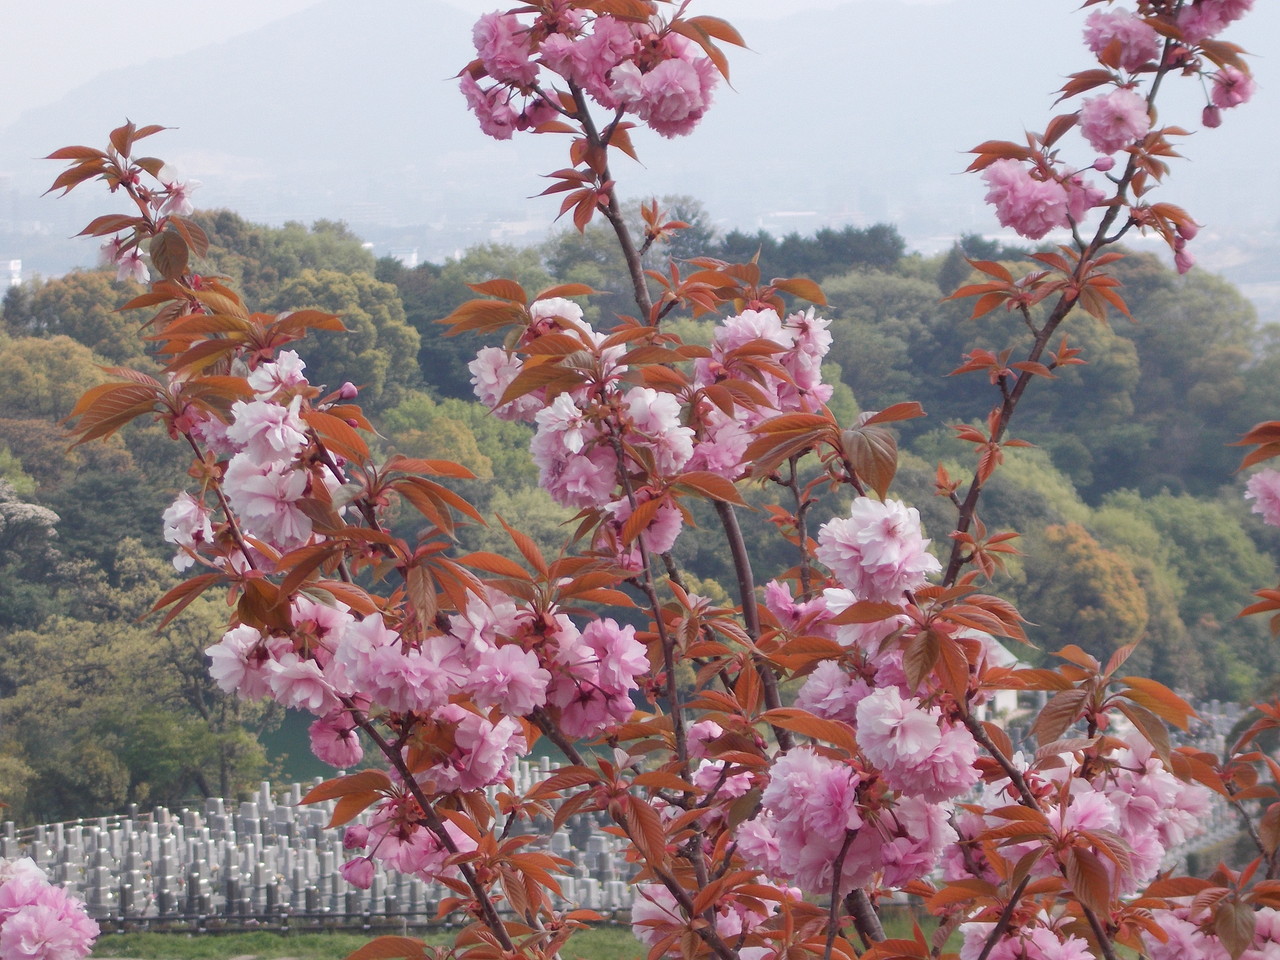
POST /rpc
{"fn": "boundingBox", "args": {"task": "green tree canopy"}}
[194,211,377,306]
[266,268,422,411]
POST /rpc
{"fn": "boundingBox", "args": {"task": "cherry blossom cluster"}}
[959,918,1094,960]
[462,4,719,141]
[978,0,1254,262]
[688,307,833,479]
[1142,904,1280,960]
[954,737,1208,887]
[0,858,98,960]
[206,581,648,885]
[1246,469,1280,528]
[162,350,338,563]
[470,297,833,566]
[96,164,200,284]
[631,879,790,960]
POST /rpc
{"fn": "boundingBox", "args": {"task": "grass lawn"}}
[91,924,646,960]
[91,910,930,960]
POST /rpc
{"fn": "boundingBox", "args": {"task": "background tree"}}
[264,268,421,412]
[194,211,377,306]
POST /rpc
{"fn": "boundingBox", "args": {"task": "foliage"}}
[0,542,274,822]
[264,269,422,412]
[195,211,378,306]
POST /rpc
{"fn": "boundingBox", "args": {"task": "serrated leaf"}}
[301,770,391,804]
[1064,845,1111,915]
[1032,688,1087,745]
[1214,899,1256,960]
[842,423,898,498]
[760,708,859,755]
[469,278,527,303]
[673,470,746,505]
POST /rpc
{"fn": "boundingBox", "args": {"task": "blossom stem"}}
[845,888,885,948]
[973,873,1030,960]
[714,500,793,751]
[824,830,856,960]
[352,711,520,954]
[568,84,653,320]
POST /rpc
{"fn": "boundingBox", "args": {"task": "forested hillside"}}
[1,207,1274,822]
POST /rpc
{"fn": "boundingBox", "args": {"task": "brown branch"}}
[714,500,793,751]
[973,874,1030,960]
[845,888,885,948]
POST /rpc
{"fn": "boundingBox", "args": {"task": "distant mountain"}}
[2,0,1275,288]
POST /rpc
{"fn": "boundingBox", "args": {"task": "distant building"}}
[5,259,19,287]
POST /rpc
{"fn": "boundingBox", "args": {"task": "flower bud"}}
[1093,156,1115,173]
[339,381,359,400]
[340,857,375,889]
[1202,105,1222,129]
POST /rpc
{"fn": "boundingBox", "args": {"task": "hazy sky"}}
[2,0,945,128]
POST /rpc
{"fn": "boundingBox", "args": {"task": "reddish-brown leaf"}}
[301,770,392,804]
[760,708,859,755]
[467,278,527,303]
[344,936,429,960]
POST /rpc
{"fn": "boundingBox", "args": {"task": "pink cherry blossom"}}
[343,825,370,851]
[1142,910,1230,960]
[161,492,214,571]
[473,12,538,86]
[432,709,526,792]
[530,431,618,509]
[536,393,595,456]
[581,617,648,694]
[222,455,313,551]
[309,711,364,768]
[856,686,980,801]
[875,795,957,888]
[0,859,98,960]
[205,625,290,700]
[687,403,753,479]
[469,346,542,421]
[1246,469,1280,526]
[1079,86,1151,155]
[529,296,586,327]
[758,747,863,893]
[460,74,519,140]
[601,494,685,568]
[290,595,353,666]
[816,497,941,604]
[0,904,96,960]
[1083,9,1160,73]
[1063,170,1106,223]
[339,857,375,890]
[267,652,339,714]
[980,159,1071,240]
[1211,65,1256,109]
[795,660,865,725]
[856,687,941,769]
[630,57,719,139]
[362,635,468,716]
[1177,0,1254,44]
[624,387,694,474]
[226,396,308,463]
[468,642,551,716]
[247,350,308,397]
[113,246,150,284]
